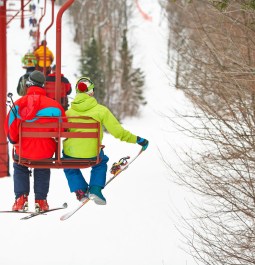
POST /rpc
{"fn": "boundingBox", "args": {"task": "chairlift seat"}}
[12,116,102,169]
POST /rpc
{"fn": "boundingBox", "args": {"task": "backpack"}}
[17,74,29,96]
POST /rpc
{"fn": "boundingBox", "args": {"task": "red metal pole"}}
[44,0,55,41]
[36,0,46,49]
[21,0,24,28]
[43,0,55,76]
[55,0,75,105]
[41,0,47,74]
[0,0,10,177]
[6,0,32,26]
[44,0,55,35]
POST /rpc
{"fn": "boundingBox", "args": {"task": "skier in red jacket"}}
[5,70,66,212]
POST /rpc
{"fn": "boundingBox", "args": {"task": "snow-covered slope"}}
[0,1,196,265]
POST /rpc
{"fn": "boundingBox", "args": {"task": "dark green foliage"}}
[80,36,105,104]
[119,29,146,117]
[211,0,229,11]
[211,0,255,10]
[242,0,255,9]
[71,0,146,118]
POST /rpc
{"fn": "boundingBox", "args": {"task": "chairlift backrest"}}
[13,116,102,169]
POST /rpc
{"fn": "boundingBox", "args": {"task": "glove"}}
[136,136,149,151]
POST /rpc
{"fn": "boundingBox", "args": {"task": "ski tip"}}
[60,214,69,221]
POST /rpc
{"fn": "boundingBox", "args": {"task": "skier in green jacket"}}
[63,77,149,205]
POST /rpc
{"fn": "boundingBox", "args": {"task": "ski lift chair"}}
[12,116,103,169]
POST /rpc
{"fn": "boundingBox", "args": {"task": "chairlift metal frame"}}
[12,116,103,169]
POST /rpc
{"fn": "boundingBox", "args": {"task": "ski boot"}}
[88,186,106,205]
[35,200,49,212]
[12,194,29,212]
[75,189,88,202]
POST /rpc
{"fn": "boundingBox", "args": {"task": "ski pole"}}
[7,93,17,117]
[6,100,17,118]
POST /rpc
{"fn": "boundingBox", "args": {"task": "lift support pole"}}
[55,0,75,105]
[0,0,10,177]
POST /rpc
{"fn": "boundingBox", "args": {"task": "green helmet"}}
[75,77,95,95]
[22,52,37,68]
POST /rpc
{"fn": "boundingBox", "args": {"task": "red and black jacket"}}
[5,86,66,159]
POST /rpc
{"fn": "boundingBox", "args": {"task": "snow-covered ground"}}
[0,1,197,265]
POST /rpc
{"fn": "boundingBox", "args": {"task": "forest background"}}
[56,0,147,120]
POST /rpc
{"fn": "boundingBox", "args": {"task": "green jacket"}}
[63,93,137,158]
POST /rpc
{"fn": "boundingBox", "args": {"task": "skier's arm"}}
[102,107,137,143]
[4,107,19,144]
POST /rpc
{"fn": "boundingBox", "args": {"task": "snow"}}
[0,1,197,265]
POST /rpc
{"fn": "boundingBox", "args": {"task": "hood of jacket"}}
[70,93,97,113]
[18,86,46,120]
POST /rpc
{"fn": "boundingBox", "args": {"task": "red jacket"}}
[45,73,72,99]
[5,86,66,159]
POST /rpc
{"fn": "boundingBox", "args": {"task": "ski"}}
[60,198,90,221]
[60,148,143,221]
[0,210,37,214]
[20,203,68,220]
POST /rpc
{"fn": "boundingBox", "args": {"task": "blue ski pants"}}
[63,150,109,193]
[13,162,50,199]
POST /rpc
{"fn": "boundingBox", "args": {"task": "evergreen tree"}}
[70,0,147,119]
[80,36,105,104]
[119,29,146,118]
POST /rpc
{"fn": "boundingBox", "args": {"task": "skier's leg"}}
[13,162,30,198]
[89,150,109,188]
[88,151,109,204]
[64,167,88,192]
[34,168,50,199]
